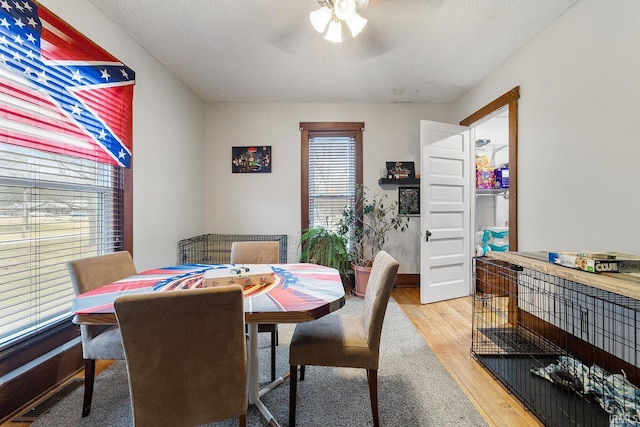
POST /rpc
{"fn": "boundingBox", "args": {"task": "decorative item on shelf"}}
[231,146,271,173]
[398,186,420,216]
[337,185,409,297]
[385,161,415,180]
[309,0,369,43]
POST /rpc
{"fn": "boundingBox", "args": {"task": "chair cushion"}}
[289,313,378,369]
[80,325,125,360]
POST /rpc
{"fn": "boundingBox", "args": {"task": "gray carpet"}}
[31,296,488,426]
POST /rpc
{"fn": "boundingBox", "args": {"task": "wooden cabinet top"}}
[486,251,640,301]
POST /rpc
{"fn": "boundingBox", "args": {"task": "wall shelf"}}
[378,177,420,186]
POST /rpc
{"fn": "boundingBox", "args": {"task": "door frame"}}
[460,86,520,251]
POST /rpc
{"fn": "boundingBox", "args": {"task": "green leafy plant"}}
[298,226,350,279]
[337,185,409,267]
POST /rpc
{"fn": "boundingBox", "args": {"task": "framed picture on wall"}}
[398,186,420,216]
[386,161,415,180]
[232,146,272,173]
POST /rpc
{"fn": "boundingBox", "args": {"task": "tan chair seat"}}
[288,250,399,427]
[290,314,375,369]
[67,251,137,417]
[115,285,247,427]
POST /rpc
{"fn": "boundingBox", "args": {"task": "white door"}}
[420,120,470,304]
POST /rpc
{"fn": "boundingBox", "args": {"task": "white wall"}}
[205,103,450,273]
[44,0,639,274]
[41,0,207,270]
[451,0,640,254]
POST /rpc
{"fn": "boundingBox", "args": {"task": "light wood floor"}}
[392,287,542,427]
[3,287,542,426]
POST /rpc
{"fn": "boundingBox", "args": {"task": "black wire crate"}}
[471,257,640,427]
[177,234,287,265]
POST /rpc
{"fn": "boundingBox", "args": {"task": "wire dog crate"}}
[177,234,288,265]
[472,256,640,427]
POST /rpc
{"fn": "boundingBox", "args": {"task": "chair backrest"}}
[114,285,247,427]
[67,251,137,295]
[230,241,279,264]
[362,250,400,353]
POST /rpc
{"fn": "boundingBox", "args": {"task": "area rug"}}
[31,296,487,426]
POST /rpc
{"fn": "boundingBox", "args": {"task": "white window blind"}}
[0,143,123,348]
[308,135,356,231]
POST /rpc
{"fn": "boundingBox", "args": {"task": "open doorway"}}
[461,86,519,251]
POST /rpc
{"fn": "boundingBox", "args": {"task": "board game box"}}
[548,252,640,274]
[203,265,275,287]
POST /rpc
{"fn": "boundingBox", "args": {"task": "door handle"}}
[425,230,432,242]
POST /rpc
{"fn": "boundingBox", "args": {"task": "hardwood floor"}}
[392,287,542,427]
[2,287,541,426]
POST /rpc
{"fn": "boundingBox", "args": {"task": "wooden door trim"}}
[459,86,520,251]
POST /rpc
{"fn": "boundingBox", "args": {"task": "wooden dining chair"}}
[114,285,248,427]
[230,240,280,382]
[66,251,137,417]
[288,250,399,427]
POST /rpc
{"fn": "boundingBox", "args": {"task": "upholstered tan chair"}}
[230,240,280,382]
[288,250,399,427]
[114,285,248,427]
[67,251,137,417]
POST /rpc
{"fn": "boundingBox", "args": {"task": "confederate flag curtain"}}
[0,1,135,167]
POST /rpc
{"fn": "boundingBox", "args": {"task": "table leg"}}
[247,323,285,426]
[247,323,259,404]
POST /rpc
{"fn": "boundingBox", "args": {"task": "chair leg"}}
[367,369,379,427]
[289,365,298,426]
[82,359,96,417]
[270,329,276,382]
[238,413,246,427]
[300,365,305,381]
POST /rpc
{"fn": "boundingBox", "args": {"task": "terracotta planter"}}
[352,263,372,298]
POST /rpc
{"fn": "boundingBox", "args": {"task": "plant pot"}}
[352,263,372,298]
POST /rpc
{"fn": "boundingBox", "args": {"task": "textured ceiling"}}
[87,0,579,103]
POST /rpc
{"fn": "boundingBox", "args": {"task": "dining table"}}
[71,262,346,427]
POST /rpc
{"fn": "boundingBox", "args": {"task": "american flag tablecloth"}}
[72,263,345,321]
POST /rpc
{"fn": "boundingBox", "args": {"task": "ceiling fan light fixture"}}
[346,12,367,37]
[309,6,332,33]
[333,0,356,21]
[311,0,368,42]
[324,20,343,43]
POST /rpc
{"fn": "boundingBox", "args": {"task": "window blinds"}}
[308,135,356,231]
[0,144,123,348]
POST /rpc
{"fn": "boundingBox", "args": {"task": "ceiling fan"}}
[266,0,419,61]
[309,0,371,43]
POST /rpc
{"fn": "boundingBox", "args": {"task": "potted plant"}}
[298,226,350,282]
[337,185,409,297]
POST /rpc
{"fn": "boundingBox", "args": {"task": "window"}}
[0,2,135,349]
[300,122,363,232]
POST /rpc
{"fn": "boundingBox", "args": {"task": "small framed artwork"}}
[232,146,272,173]
[398,186,420,216]
[386,161,415,180]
